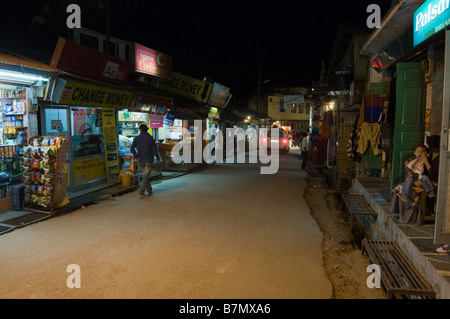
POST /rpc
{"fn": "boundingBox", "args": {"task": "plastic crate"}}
[11,184,25,211]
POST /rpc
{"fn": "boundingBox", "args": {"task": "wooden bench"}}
[340,194,377,230]
[361,239,436,299]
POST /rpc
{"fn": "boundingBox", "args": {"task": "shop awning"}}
[0,50,62,86]
[50,37,132,86]
[0,51,62,74]
[219,107,242,123]
[360,0,425,71]
[130,92,173,114]
[361,0,422,56]
[44,76,133,109]
[172,108,208,120]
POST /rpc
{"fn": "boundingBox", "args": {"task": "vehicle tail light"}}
[282,138,288,144]
[262,137,267,142]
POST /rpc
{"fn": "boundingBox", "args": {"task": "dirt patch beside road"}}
[304,175,386,299]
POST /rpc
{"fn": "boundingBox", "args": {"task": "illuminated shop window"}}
[70,107,104,158]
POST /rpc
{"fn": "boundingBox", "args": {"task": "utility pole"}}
[104,0,111,55]
[257,51,263,115]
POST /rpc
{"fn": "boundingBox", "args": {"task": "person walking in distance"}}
[301,132,309,169]
[130,124,161,197]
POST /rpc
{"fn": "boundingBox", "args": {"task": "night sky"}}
[0,0,394,98]
[108,0,393,96]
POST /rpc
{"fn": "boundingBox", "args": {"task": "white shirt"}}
[301,136,309,151]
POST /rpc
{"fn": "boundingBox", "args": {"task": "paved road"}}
[0,150,332,298]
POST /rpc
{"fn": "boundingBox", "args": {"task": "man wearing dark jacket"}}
[130,124,161,196]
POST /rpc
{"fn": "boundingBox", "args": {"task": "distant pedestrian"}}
[292,130,299,147]
[312,142,320,165]
[130,124,161,197]
[301,132,309,169]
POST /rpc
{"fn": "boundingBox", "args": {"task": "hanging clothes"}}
[380,76,396,163]
[357,122,382,156]
[364,94,383,123]
[347,108,362,161]
[357,98,366,128]
[319,110,333,138]
[327,132,336,167]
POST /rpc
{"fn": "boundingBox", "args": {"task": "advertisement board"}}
[50,37,131,85]
[55,80,133,108]
[102,109,120,183]
[148,114,164,128]
[207,82,231,108]
[73,158,106,184]
[133,43,172,80]
[414,0,450,46]
[156,72,213,103]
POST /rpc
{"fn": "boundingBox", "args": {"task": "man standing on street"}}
[301,132,309,170]
[130,124,161,197]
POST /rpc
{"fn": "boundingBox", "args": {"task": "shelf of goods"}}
[0,144,23,210]
[0,89,29,211]
[1,92,28,145]
[120,120,146,137]
[118,111,148,137]
[120,155,139,172]
[22,136,70,214]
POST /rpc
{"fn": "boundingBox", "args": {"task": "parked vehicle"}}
[261,128,290,154]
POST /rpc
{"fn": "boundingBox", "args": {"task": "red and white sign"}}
[134,43,172,80]
[148,114,164,128]
[50,37,131,85]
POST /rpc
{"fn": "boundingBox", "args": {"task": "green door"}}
[391,62,426,189]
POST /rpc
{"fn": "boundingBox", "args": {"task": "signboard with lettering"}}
[56,80,133,108]
[148,114,164,128]
[73,157,106,184]
[414,0,450,46]
[156,72,213,103]
[284,95,304,105]
[207,82,231,108]
[50,37,131,85]
[163,111,176,126]
[102,109,120,183]
[133,43,172,80]
[130,93,172,114]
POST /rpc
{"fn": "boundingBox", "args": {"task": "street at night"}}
[0,150,333,298]
[0,0,449,306]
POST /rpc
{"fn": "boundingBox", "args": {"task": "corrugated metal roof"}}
[0,51,61,74]
[361,0,425,56]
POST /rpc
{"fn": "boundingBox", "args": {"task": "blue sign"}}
[163,111,175,126]
[413,0,450,46]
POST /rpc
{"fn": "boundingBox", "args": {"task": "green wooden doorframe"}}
[391,62,426,190]
[435,30,450,244]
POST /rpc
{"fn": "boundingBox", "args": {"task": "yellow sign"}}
[208,106,221,119]
[155,72,212,103]
[73,157,106,184]
[58,80,133,108]
[102,109,120,183]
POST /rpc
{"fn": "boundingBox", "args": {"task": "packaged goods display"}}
[0,144,24,200]
[0,88,31,208]
[1,89,27,144]
[23,136,66,209]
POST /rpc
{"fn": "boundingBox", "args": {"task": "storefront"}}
[42,77,133,194]
[158,110,207,172]
[141,71,216,171]
[360,0,450,243]
[0,53,59,211]
[117,92,171,177]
